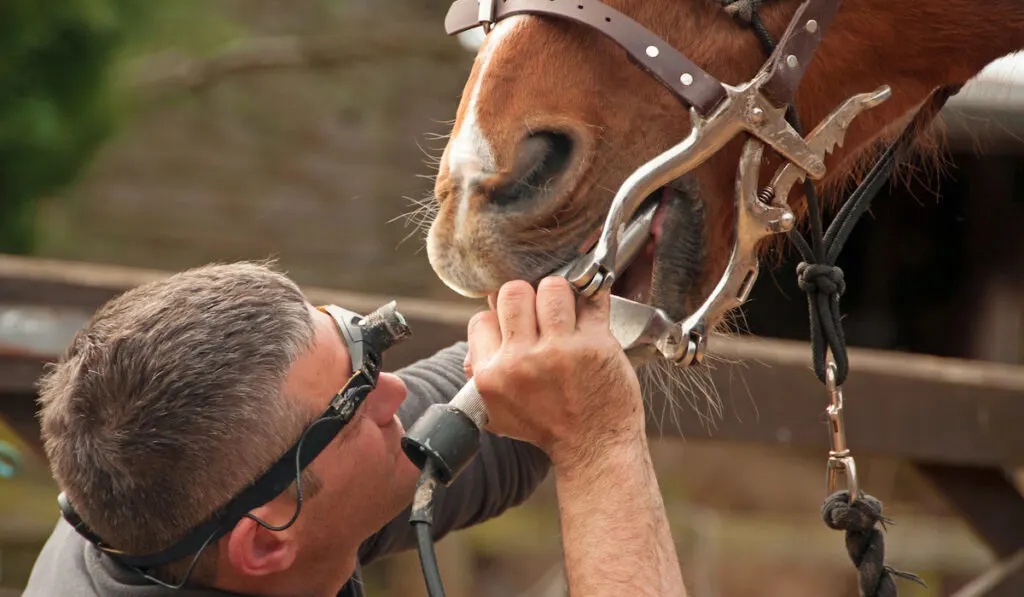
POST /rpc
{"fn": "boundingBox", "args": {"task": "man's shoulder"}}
[22,518,98,597]
[22,519,227,597]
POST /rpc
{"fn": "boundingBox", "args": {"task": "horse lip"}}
[648,184,706,322]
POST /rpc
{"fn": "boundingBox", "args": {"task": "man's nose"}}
[363,373,407,427]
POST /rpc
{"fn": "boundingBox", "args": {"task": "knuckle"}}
[473,366,504,397]
[537,275,570,294]
[468,310,495,334]
[499,279,536,302]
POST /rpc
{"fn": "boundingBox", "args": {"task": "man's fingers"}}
[536,276,576,337]
[467,309,502,375]
[576,287,612,330]
[496,280,538,346]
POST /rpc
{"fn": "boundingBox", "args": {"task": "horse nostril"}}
[490,130,574,208]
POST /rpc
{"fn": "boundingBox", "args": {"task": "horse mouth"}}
[605,183,706,322]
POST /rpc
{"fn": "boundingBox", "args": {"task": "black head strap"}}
[57,372,375,570]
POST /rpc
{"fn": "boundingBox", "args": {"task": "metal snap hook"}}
[824,360,858,501]
[826,454,859,502]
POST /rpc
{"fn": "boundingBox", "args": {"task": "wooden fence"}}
[1,253,1022,596]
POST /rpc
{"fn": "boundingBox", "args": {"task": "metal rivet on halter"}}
[825,359,858,502]
[478,0,497,33]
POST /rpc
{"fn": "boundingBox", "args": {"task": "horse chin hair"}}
[632,306,757,440]
[635,351,723,439]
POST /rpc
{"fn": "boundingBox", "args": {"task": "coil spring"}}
[757,186,776,205]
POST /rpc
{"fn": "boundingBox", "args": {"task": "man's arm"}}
[466,279,688,597]
[357,341,551,564]
[551,431,685,597]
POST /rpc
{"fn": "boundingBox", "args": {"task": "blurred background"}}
[1,2,1023,596]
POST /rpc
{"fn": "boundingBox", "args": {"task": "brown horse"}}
[423,0,1024,347]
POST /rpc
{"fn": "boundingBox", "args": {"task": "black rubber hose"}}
[413,520,445,597]
[410,462,446,597]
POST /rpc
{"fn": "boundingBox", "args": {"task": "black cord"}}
[136,529,221,590]
[410,461,446,597]
[414,521,445,597]
[134,412,348,590]
[245,413,345,532]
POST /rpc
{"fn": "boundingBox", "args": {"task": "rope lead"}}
[722,3,960,595]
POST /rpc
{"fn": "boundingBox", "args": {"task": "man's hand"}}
[464,276,643,467]
[464,276,688,597]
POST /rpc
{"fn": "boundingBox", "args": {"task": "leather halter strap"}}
[445,0,844,118]
[759,0,844,106]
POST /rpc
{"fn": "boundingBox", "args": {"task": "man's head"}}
[38,261,418,593]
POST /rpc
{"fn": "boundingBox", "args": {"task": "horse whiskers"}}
[633,303,762,440]
[422,131,452,142]
[717,305,752,339]
[636,356,724,439]
[414,137,444,170]
[391,192,439,248]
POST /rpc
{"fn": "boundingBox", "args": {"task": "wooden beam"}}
[915,464,1024,560]
[693,337,1024,468]
[2,254,1024,468]
[951,550,1024,597]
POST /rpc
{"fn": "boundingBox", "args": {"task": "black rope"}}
[731,4,960,595]
[745,5,960,388]
[822,492,926,597]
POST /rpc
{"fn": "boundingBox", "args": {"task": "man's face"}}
[274,304,419,584]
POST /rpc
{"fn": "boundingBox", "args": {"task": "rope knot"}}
[821,491,926,597]
[716,0,762,24]
[797,262,846,296]
[821,491,888,532]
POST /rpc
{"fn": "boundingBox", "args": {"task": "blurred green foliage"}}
[0,1,137,253]
[0,1,242,255]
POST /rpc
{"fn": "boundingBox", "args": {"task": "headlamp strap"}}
[56,381,370,570]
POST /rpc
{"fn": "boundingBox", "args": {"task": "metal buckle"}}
[824,359,859,501]
[478,0,496,32]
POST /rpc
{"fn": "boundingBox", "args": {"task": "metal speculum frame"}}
[445,0,892,367]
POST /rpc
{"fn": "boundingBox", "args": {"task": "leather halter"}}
[444,0,843,118]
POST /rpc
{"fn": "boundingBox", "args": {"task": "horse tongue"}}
[652,187,672,242]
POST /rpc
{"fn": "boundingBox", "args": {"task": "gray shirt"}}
[22,342,551,597]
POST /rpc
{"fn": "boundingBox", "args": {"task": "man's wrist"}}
[548,421,648,478]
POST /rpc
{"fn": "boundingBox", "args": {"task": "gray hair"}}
[38,260,320,583]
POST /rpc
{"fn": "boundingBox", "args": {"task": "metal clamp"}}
[556,83,890,368]
[558,138,794,366]
[824,360,859,501]
[769,85,892,206]
[566,66,825,295]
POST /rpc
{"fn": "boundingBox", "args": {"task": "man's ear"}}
[224,511,298,577]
